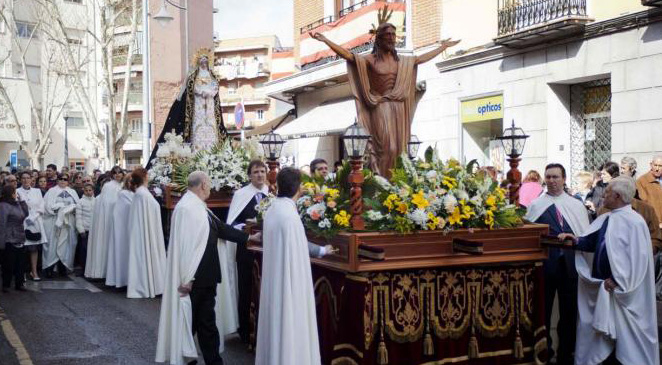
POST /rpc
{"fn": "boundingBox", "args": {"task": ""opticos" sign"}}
[461,94,504,123]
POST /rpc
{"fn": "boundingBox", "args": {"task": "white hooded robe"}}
[106,189,134,287]
[127,186,166,298]
[255,197,321,365]
[85,180,122,278]
[43,186,80,270]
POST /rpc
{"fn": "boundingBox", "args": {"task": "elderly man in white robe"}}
[559,176,659,365]
[43,173,80,276]
[106,176,134,288]
[223,159,269,343]
[85,166,124,279]
[127,168,167,299]
[156,171,262,365]
[256,167,334,365]
[17,171,47,281]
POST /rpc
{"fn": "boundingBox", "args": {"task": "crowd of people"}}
[1,154,661,364]
[0,164,166,298]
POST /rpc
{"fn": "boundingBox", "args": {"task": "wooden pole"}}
[349,157,365,230]
[506,156,522,206]
[266,159,279,194]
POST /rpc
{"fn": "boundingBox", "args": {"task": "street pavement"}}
[0,275,255,365]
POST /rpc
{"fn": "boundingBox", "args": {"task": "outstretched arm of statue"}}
[415,38,461,65]
[309,31,355,63]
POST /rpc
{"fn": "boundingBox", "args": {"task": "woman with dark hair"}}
[0,185,30,292]
[586,161,620,217]
[126,168,166,298]
[38,176,48,196]
[71,172,85,198]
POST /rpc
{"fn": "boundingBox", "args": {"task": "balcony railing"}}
[300,0,404,34]
[112,53,143,68]
[642,0,662,6]
[498,0,587,36]
[114,92,143,108]
[495,0,591,47]
[221,92,269,105]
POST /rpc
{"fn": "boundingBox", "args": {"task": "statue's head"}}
[372,23,398,61]
[191,48,214,72]
[198,55,209,70]
[375,23,397,52]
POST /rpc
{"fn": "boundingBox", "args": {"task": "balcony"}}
[495,0,592,48]
[112,53,143,68]
[642,0,662,6]
[215,62,270,80]
[300,0,404,34]
[114,92,143,111]
[220,92,269,107]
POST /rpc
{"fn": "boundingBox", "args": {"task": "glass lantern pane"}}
[501,138,514,156]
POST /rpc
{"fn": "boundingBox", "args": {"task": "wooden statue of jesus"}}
[310,23,459,177]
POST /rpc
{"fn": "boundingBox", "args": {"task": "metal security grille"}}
[570,79,611,188]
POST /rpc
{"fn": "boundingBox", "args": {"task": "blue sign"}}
[234,102,245,129]
[10,151,17,167]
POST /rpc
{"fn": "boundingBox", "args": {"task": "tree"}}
[0,0,141,169]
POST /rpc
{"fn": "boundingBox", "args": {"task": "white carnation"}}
[318,218,331,229]
[407,209,428,228]
[443,194,457,214]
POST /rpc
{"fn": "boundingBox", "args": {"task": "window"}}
[69,160,85,172]
[130,118,142,134]
[26,66,40,84]
[67,38,82,45]
[227,83,237,95]
[15,22,37,39]
[256,109,264,121]
[64,0,83,3]
[66,117,85,129]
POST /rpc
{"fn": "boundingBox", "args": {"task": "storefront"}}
[460,93,505,173]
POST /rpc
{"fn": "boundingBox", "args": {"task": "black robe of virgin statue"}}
[146,68,228,169]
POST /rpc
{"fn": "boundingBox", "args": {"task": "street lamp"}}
[259,131,285,193]
[495,120,529,205]
[343,121,371,230]
[407,135,422,160]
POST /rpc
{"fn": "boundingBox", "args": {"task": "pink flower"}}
[310,210,321,221]
[327,201,337,209]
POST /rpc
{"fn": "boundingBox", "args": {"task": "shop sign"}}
[461,95,504,123]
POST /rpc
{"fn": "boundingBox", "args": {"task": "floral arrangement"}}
[148,132,194,186]
[171,138,255,191]
[363,149,523,234]
[255,149,523,238]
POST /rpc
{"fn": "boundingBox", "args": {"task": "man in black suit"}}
[226,160,269,344]
[176,171,261,365]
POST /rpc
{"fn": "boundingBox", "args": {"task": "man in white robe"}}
[85,167,124,279]
[559,177,659,365]
[223,160,269,342]
[106,179,134,288]
[127,174,167,299]
[156,171,261,364]
[256,167,333,365]
[43,174,80,274]
[17,171,47,281]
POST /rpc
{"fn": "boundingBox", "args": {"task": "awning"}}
[244,109,296,137]
[275,98,356,139]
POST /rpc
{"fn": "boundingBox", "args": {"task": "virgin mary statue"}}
[147,48,227,167]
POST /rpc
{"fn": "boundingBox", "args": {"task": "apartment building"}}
[430,0,662,186]
[0,0,104,171]
[214,35,295,135]
[265,0,443,168]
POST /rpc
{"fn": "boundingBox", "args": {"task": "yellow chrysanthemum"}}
[485,195,497,209]
[442,176,458,190]
[485,210,495,229]
[303,182,316,190]
[383,193,399,211]
[427,212,440,230]
[495,187,506,201]
[411,190,429,210]
[334,210,351,227]
[325,188,340,199]
[396,202,409,214]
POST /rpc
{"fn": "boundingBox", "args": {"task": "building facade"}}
[0,0,104,171]
[430,0,662,186]
[214,35,294,135]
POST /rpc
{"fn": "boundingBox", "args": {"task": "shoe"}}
[28,273,42,281]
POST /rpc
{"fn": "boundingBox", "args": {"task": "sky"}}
[213,0,294,46]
